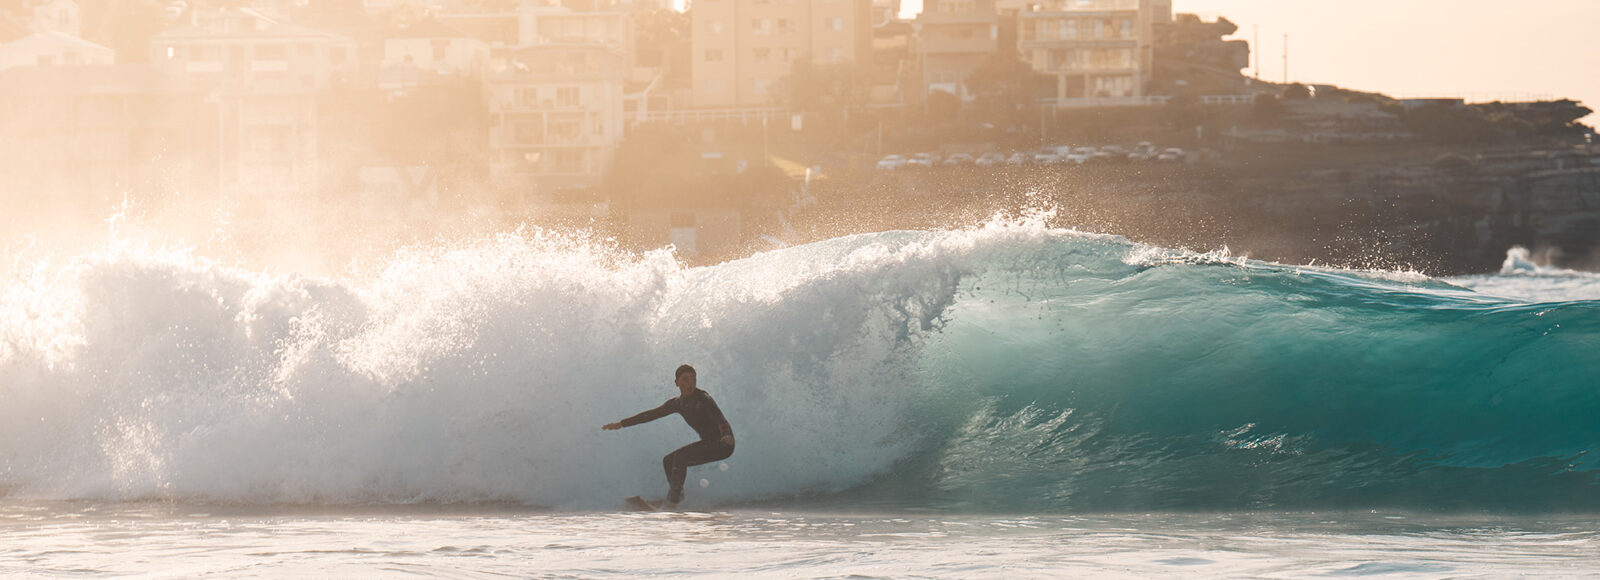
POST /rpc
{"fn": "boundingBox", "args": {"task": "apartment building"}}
[380,18,490,91]
[435,1,632,52]
[691,0,873,108]
[872,0,902,26]
[916,0,996,101]
[19,0,79,36]
[0,30,112,71]
[148,8,359,197]
[487,44,627,197]
[1017,0,1169,102]
[0,64,195,223]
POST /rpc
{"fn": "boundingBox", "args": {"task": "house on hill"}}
[380,18,490,90]
[0,30,113,71]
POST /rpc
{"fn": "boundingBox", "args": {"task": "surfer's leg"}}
[663,440,735,503]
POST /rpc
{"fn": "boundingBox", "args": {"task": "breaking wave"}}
[2,218,1596,512]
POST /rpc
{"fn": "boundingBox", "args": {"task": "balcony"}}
[916,11,997,25]
[921,38,999,54]
[1043,0,1139,12]
[1019,37,1139,49]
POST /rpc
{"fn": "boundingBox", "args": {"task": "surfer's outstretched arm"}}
[602,399,676,430]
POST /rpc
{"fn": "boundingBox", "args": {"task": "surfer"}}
[603,364,735,508]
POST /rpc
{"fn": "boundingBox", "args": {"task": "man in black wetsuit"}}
[603,364,735,508]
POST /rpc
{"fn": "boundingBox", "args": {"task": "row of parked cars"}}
[876,143,1187,170]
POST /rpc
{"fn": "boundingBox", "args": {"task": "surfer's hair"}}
[675,364,696,379]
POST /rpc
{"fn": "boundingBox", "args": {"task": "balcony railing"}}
[1042,0,1139,12]
[630,107,786,126]
[1038,94,1257,108]
[921,38,999,54]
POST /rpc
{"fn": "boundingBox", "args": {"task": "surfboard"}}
[624,495,658,511]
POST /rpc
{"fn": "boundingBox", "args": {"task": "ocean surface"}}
[2,217,1597,577]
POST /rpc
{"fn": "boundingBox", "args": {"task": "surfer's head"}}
[675,364,697,390]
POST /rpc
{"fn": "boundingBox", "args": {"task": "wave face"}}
[2,222,1598,512]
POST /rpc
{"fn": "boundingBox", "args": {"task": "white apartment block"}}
[148,8,359,197]
[0,30,112,72]
[1017,0,1169,102]
[692,0,874,108]
[487,44,627,197]
[916,0,997,101]
[0,65,187,213]
[381,18,491,90]
[435,1,632,54]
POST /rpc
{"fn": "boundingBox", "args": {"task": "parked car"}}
[907,153,941,168]
[975,152,1007,167]
[1157,148,1185,163]
[1128,142,1159,162]
[1005,152,1030,166]
[1064,147,1096,164]
[942,153,975,166]
[876,154,907,170]
[1032,151,1062,165]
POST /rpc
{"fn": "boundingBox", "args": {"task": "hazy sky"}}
[901,0,1599,123]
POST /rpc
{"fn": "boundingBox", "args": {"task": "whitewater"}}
[2,217,1597,577]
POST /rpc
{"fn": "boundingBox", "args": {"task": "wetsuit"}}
[619,389,735,503]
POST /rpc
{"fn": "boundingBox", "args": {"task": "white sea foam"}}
[1445,246,1600,302]
[0,220,1084,506]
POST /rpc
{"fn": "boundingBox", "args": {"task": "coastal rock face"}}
[798,149,1600,275]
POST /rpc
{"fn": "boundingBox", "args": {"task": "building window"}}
[1059,19,1076,39]
[827,47,843,62]
[1121,19,1133,39]
[753,78,772,95]
[517,88,539,107]
[256,44,286,59]
[704,79,724,92]
[751,19,768,35]
[710,20,723,33]
[705,49,722,62]
[515,122,544,145]
[549,115,582,143]
[777,18,793,34]
[827,17,843,31]
[753,48,770,63]
[557,87,579,107]
[432,39,449,61]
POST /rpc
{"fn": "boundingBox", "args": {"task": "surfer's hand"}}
[721,434,735,446]
[603,422,622,430]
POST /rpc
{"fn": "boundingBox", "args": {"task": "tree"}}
[963,53,1048,127]
[635,7,691,82]
[926,90,959,123]
[772,58,875,117]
